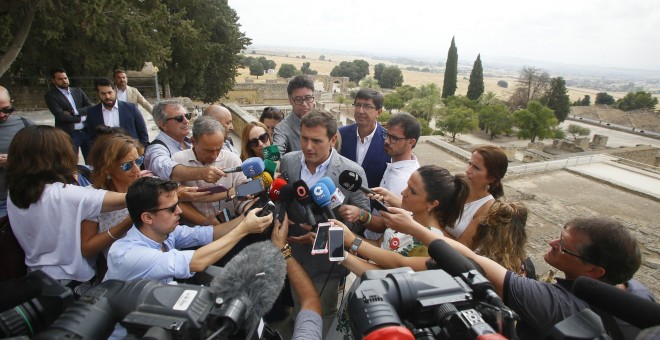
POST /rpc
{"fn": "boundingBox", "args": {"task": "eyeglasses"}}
[0,106,14,114]
[290,96,314,105]
[166,113,192,123]
[352,103,376,111]
[147,201,179,214]
[118,155,145,172]
[559,231,587,261]
[383,131,409,144]
[248,133,269,148]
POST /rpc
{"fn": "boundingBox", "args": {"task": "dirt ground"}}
[413,141,660,296]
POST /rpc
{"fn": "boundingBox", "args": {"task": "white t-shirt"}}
[448,194,494,239]
[8,183,106,281]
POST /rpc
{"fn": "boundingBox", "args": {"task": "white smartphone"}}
[311,222,332,255]
[327,225,345,262]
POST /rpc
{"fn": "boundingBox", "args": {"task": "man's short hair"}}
[50,67,67,78]
[388,112,421,148]
[301,110,337,140]
[287,75,314,96]
[113,69,126,77]
[153,99,184,125]
[94,77,114,91]
[126,177,179,228]
[192,116,225,140]
[568,217,641,284]
[354,88,384,109]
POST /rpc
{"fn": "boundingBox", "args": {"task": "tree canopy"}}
[277,64,299,78]
[509,67,550,108]
[479,103,514,140]
[379,66,404,88]
[330,59,370,83]
[249,63,264,78]
[300,62,318,75]
[541,77,571,122]
[595,92,615,105]
[441,36,458,98]
[374,63,386,82]
[437,106,478,142]
[466,54,484,100]
[567,124,591,141]
[615,91,658,111]
[513,101,560,143]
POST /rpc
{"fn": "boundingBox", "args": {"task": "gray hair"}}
[153,99,184,125]
[192,116,225,140]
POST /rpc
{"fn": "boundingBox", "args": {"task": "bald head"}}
[0,86,10,102]
[203,105,234,138]
[0,86,12,123]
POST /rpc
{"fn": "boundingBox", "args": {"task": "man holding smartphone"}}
[279,110,369,337]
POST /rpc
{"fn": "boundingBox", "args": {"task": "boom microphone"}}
[264,159,277,178]
[276,183,294,223]
[210,241,287,332]
[253,171,273,189]
[269,178,287,202]
[573,276,660,329]
[311,182,336,220]
[338,170,389,212]
[293,180,317,227]
[224,157,265,177]
[318,177,345,209]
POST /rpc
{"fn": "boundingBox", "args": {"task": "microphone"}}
[318,177,345,210]
[262,144,281,161]
[210,241,287,333]
[311,182,336,220]
[573,276,660,329]
[338,170,389,212]
[253,171,273,189]
[427,239,507,310]
[224,157,265,177]
[269,178,287,202]
[264,159,277,178]
[276,183,294,223]
[293,180,317,227]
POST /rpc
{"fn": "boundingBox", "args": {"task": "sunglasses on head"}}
[248,133,269,148]
[166,112,192,123]
[0,106,15,114]
[119,155,145,172]
[147,201,179,214]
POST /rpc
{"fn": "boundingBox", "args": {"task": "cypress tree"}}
[442,36,458,98]
[541,77,571,123]
[467,54,484,100]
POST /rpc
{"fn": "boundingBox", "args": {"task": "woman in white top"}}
[6,126,126,284]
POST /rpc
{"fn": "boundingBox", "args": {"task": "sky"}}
[228,0,660,71]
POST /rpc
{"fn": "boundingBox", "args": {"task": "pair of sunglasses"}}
[247,133,269,148]
[0,106,14,114]
[147,201,179,214]
[166,112,192,123]
[118,155,145,172]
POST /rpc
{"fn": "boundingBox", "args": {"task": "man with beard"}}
[85,77,149,147]
[113,69,153,114]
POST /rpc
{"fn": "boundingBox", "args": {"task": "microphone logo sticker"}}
[296,186,307,197]
[313,186,324,198]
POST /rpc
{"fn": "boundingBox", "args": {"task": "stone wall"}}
[225,75,349,105]
[603,145,659,166]
[224,103,258,142]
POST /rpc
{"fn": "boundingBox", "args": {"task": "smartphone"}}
[311,222,332,255]
[198,185,228,194]
[257,201,276,217]
[236,180,265,198]
[328,225,345,262]
[371,199,389,212]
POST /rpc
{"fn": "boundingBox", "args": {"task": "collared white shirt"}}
[102,100,120,127]
[59,87,86,130]
[355,122,378,166]
[116,87,128,102]
[300,148,335,188]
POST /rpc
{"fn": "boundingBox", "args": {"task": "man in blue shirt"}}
[105,176,272,284]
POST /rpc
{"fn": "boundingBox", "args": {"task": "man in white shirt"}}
[113,69,153,114]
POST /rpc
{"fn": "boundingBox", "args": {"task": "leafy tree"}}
[441,36,458,98]
[319,55,325,61]
[331,61,358,82]
[437,107,478,142]
[378,111,391,123]
[359,76,380,89]
[573,95,590,106]
[466,54,484,100]
[379,66,404,88]
[277,64,298,78]
[443,95,479,111]
[301,62,318,75]
[417,83,441,99]
[405,97,442,122]
[478,91,499,106]
[479,103,514,139]
[595,92,615,105]
[256,56,276,71]
[541,77,571,122]
[383,92,404,111]
[336,94,351,112]
[249,62,264,78]
[395,85,417,102]
[509,67,550,108]
[374,63,386,81]
[566,124,591,141]
[497,80,508,88]
[419,118,433,136]
[615,91,658,111]
[353,59,370,82]
[513,101,559,143]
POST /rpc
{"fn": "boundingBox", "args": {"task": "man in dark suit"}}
[339,88,390,189]
[44,68,93,162]
[279,110,369,337]
[85,77,149,147]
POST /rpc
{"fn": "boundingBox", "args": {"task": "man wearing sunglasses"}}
[386,214,653,339]
[145,100,226,184]
[273,76,315,156]
[339,88,390,191]
[85,77,149,147]
[0,86,35,218]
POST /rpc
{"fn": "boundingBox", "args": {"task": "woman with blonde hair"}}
[240,121,272,161]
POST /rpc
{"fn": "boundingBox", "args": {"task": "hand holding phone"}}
[328,225,345,262]
[198,184,229,194]
[236,179,265,198]
[311,222,332,255]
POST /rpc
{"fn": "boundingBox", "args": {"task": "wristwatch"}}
[350,238,363,254]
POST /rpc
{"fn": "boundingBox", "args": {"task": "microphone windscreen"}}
[262,145,281,161]
[427,239,476,277]
[254,172,273,189]
[279,183,294,202]
[211,241,287,330]
[573,276,660,329]
[293,180,312,205]
[242,157,265,177]
[269,178,287,201]
[318,177,337,192]
[311,182,332,208]
[339,170,362,192]
[264,159,277,178]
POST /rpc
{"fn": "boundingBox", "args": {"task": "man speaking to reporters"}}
[279,110,369,336]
